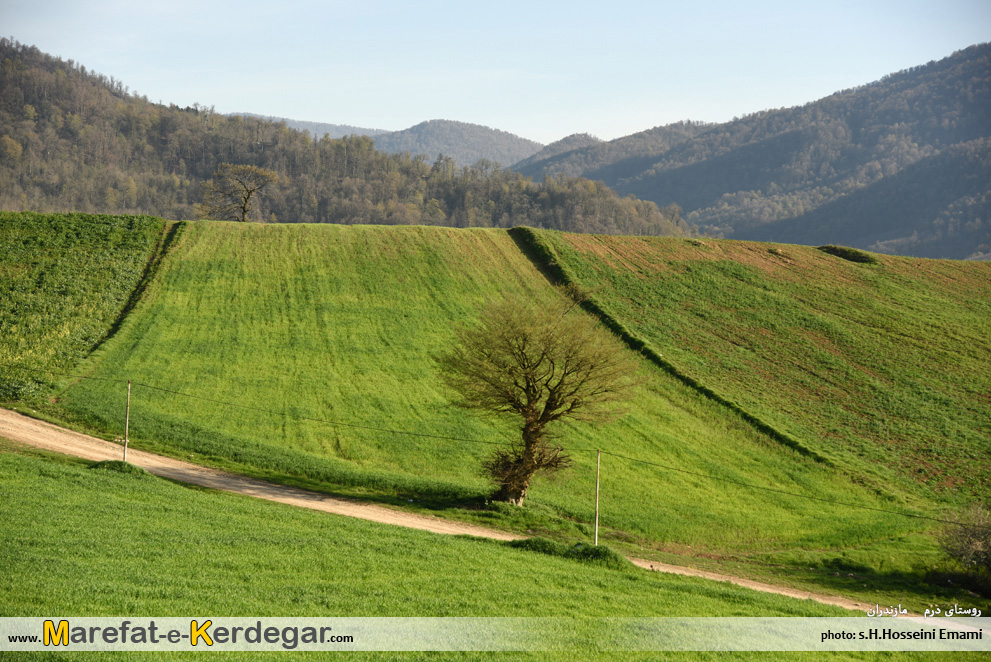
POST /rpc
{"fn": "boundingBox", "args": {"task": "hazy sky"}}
[4,0,989,144]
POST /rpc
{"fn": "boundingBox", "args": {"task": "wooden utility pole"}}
[594,449,601,546]
[123,380,131,462]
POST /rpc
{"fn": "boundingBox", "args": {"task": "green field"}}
[532,231,991,499]
[0,211,169,398]
[39,220,921,549]
[0,445,862,661]
[2,212,989,621]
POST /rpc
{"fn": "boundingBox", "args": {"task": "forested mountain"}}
[515,122,707,181]
[371,119,543,167]
[236,116,544,167]
[515,44,991,259]
[0,39,687,236]
[233,113,387,139]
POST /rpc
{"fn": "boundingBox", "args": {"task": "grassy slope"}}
[4,213,987,616]
[0,212,168,398]
[1,446,874,662]
[536,232,991,500]
[39,220,927,558]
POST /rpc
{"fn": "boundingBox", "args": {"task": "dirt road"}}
[1,407,877,613]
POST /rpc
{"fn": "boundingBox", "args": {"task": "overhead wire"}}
[0,360,967,526]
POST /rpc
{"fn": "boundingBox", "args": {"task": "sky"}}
[3,0,990,144]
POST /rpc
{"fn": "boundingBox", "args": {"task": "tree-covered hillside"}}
[516,122,706,183]
[510,132,603,171]
[0,39,686,237]
[515,44,991,259]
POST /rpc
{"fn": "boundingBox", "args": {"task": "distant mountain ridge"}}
[234,115,543,168]
[514,44,991,259]
[3,36,988,256]
[515,122,707,181]
[233,113,387,139]
[510,133,602,171]
[371,120,543,167]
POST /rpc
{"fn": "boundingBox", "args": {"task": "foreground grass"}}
[0,447,890,661]
[3,446,985,661]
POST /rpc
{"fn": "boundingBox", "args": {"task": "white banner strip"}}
[0,617,986,652]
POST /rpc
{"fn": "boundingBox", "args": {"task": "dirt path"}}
[0,408,519,541]
[1,407,877,613]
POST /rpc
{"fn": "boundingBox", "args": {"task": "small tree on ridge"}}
[197,163,278,222]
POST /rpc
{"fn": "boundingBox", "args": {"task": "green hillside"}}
[43,218,919,551]
[0,212,170,398]
[3,212,989,613]
[532,230,991,498]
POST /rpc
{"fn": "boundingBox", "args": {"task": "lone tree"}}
[437,289,639,505]
[197,163,278,222]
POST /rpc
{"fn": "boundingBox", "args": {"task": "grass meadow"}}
[2,213,988,620]
[41,221,927,552]
[0,212,168,398]
[538,231,991,500]
[3,444,981,662]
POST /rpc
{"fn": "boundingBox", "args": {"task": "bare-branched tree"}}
[437,289,639,505]
[197,163,278,222]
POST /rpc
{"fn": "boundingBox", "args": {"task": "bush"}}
[89,460,150,476]
[563,542,631,570]
[817,245,879,264]
[507,537,568,556]
[507,537,631,570]
[941,503,991,578]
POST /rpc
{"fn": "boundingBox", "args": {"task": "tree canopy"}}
[0,38,689,237]
[437,290,639,505]
[197,163,278,222]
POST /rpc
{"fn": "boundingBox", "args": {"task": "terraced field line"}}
[0,407,876,613]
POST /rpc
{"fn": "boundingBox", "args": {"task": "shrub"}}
[89,460,150,476]
[817,245,879,264]
[507,537,631,570]
[563,542,631,570]
[941,503,991,578]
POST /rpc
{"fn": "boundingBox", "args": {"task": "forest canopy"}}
[0,38,688,237]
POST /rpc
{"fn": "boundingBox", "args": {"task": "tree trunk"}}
[493,422,540,506]
[495,482,528,506]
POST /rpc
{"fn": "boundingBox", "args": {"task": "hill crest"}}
[371,119,544,167]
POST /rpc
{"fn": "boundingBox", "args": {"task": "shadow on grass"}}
[773,559,991,610]
[14,400,594,540]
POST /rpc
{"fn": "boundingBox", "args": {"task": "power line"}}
[598,448,964,527]
[130,379,510,447]
[0,362,509,448]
